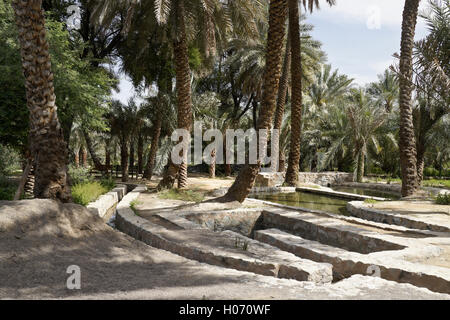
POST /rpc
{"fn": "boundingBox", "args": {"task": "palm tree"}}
[223,0,289,202]
[346,89,387,182]
[109,100,139,182]
[413,0,449,185]
[398,0,421,197]
[12,0,71,202]
[368,70,399,113]
[286,0,336,186]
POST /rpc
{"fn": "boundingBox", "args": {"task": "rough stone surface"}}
[262,209,405,254]
[254,172,354,188]
[255,228,450,294]
[348,201,450,233]
[116,206,333,284]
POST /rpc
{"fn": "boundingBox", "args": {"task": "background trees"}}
[1,0,448,203]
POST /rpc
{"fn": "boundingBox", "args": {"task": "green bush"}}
[436,193,450,205]
[0,176,17,200]
[68,165,93,185]
[0,145,21,176]
[100,176,116,190]
[424,167,439,177]
[71,181,109,206]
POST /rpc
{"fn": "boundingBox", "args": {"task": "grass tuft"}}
[71,181,114,206]
[158,189,205,203]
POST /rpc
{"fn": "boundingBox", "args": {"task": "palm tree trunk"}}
[178,163,188,189]
[137,133,144,175]
[82,128,104,171]
[399,0,420,197]
[157,0,193,190]
[12,0,71,202]
[223,0,288,203]
[121,139,129,182]
[285,0,303,186]
[74,147,80,168]
[81,147,88,167]
[209,149,216,178]
[356,150,365,183]
[129,140,135,179]
[144,113,162,180]
[416,140,426,186]
[274,28,291,173]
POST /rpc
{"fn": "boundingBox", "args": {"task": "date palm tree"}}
[398,0,421,197]
[285,0,335,186]
[223,0,289,202]
[12,0,71,202]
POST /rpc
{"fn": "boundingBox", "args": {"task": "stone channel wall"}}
[255,172,354,187]
[86,184,127,221]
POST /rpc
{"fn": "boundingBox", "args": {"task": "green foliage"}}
[100,177,116,190]
[0,176,17,201]
[68,165,93,185]
[158,189,205,203]
[436,193,450,205]
[0,1,116,151]
[364,199,379,204]
[130,199,143,214]
[71,181,110,206]
[422,179,450,189]
[0,144,21,175]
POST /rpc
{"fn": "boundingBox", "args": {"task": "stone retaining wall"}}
[347,201,450,233]
[254,172,354,187]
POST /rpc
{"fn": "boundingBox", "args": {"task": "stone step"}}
[347,201,450,233]
[255,228,450,294]
[262,209,406,254]
[115,209,333,284]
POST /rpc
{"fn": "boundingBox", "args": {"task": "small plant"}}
[234,237,250,251]
[71,181,109,206]
[364,199,379,204]
[100,176,116,190]
[436,193,450,205]
[130,199,143,213]
[158,189,205,203]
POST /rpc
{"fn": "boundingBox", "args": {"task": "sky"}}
[305,0,429,85]
[112,0,431,103]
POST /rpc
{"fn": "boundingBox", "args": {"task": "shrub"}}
[100,176,116,190]
[424,167,439,177]
[0,176,17,200]
[0,145,21,176]
[436,193,450,205]
[68,165,92,185]
[71,181,109,206]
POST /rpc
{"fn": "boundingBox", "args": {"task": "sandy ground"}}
[1,199,448,300]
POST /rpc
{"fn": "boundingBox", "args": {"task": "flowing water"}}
[331,187,401,200]
[251,192,350,215]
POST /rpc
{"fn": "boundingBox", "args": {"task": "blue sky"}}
[305,0,429,85]
[112,0,431,102]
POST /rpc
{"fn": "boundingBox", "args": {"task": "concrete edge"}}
[86,184,127,219]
